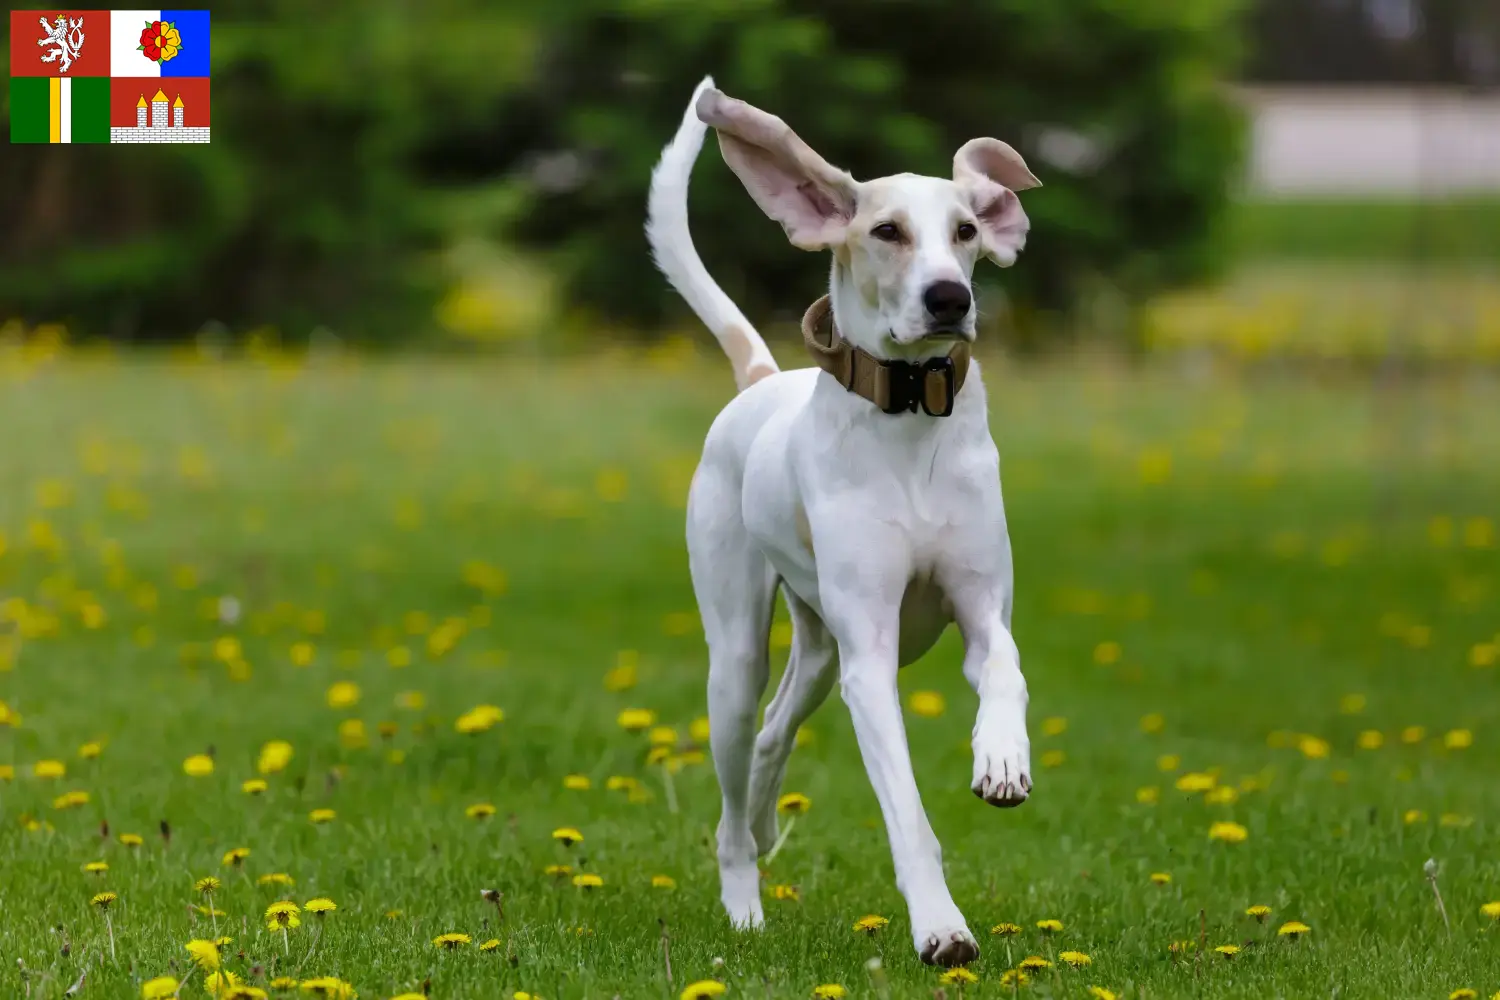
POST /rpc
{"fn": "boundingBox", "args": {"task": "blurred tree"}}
[498,0,1248,346]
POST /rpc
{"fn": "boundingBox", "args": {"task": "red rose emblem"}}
[139,21,163,61]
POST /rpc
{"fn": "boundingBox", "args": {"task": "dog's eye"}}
[956,222,978,242]
[870,223,902,243]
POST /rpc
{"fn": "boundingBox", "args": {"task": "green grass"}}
[2,349,1500,999]
[1231,197,1500,262]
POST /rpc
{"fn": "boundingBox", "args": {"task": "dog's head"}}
[696,87,1038,357]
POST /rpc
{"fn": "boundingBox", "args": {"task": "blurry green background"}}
[1,0,1497,358]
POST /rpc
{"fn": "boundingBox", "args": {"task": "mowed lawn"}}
[2,347,1499,999]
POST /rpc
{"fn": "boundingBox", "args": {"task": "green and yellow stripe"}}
[9,76,111,144]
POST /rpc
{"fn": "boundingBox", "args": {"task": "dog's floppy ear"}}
[696,87,857,250]
[953,138,1040,267]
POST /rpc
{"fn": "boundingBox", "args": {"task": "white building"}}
[110,88,210,144]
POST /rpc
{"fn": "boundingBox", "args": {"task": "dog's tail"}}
[647,76,779,391]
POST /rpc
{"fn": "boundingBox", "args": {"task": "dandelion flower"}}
[196,876,222,895]
[652,875,677,890]
[563,774,591,790]
[812,986,846,998]
[265,901,301,929]
[269,979,298,991]
[1019,956,1052,971]
[1246,904,1271,921]
[1150,872,1171,885]
[572,873,604,889]
[1175,772,1216,792]
[309,808,336,824]
[118,833,143,847]
[466,802,496,820]
[1357,729,1384,750]
[1215,944,1240,958]
[852,914,889,934]
[999,970,1030,988]
[455,704,504,733]
[552,827,584,846]
[777,793,811,815]
[1060,951,1091,967]
[908,690,945,717]
[939,968,978,985]
[325,682,360,709]
[990,922,1022,936]
[34,759,67,779]
[83,861,109,874]
[241,778,269,795]
[605,775,637,792]
[79,741,104,759]
[1480,901,1500,919]
[617,708,656,732]
[433,932,471,949]
[770,884,801,901]
[257,740,294,775]
[1136,786,1160,804]
[185,938,221,970]
[142,977,180,999]
[544,864,572,878]
[258,872,294,887]
[183,753,215,777]
[680,982,726,1000]
[1088,989,1117,1000]
[1449,990,1477,1000]
[1445,729,1474,750]
[1036,918,1064,933]
[222,847,251,867]
[1277,920,1311,939]
[298,977,356,998]
[53,789,90,810]
[91,891,117,909]
[479,938,500,952]
[305,897,336,915]
[1208,821,1248,843]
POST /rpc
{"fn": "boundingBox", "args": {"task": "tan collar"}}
[801,295,970,416]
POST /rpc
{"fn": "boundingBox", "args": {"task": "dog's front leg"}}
[949,590,1031,806]
[820,553,980,968]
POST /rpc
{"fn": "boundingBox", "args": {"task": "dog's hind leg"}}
[689,469,776,930]
[748,592,837,856]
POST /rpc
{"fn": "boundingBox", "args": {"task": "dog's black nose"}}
[923,280,972,326]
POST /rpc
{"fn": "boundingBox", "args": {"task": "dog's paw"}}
[720,864,765,931]
[971,731,1031,807]
[917,926,980,967]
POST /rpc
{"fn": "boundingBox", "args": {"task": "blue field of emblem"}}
[158,9,209,77]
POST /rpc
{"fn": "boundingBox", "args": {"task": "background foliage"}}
[0,0,1246,344]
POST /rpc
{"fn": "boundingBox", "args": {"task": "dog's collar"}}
[800,295,970,417]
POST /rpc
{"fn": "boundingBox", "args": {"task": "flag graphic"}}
[9,9,211,143]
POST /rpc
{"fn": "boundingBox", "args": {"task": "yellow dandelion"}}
[1036,918,1064,933]
[652,875,677,890]
[466,802,497,820]
[852,914,889,934]
[53,790,90,809]
[617,708,657,732]
[990,922,1022,936]
[939,968,978,985]
[812,986,847,999]
[1277,920,1311,938]
[185,938,221,970]
[309,808,336,824]
[1175,772,1216,792]
[1208,821,1248,843]
[1156,753,1181,772]
[1480,901,1500,919]
[265,901,301,929]
[305,897,336,915]
[777,793,811,815]
[1357,729,1384,750]
[999,970,1030,988]
[1019,956,1053,971]
[257,872,294,887]
[908,690,946,717]
[690,716,711,741]
[771,884,801,901]
[325,681,360,709]
[119,833,143,847]
[1215,944,1240,958]
[183,754,215,777]
[605,775,637,792]
[649,726,679,746]
[142,977,180,999]
[257,740,293,774]
[91,891,118,909]
[552,826,584,846]
[1449,991,1476,1000]
[479,938,501,952]
[241,778,268,795]
[1150,872,1171,885]
[1088,988,1117,1000]
[196,876,221,895]
[563,774,591,791]
[680,982,726,1000]
[1060,951,1091,967]
[79,741,104,759]
[34,759,67,779]
[572,873,604,889]
[1445,729,1474,750]
[544,864,572,878]
[1139,712,1165,733]
[222,847,251,867]
[433,932,471,949]
[298,977,355,998]
[1041,749,1066,768]
[83,861,108,874]
[455,704,504,734]
[1136,786,1160,804]
[269,979,298,991]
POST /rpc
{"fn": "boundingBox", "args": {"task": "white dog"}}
[647,77,1040,967]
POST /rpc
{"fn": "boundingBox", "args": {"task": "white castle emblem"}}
[37,14,86,74]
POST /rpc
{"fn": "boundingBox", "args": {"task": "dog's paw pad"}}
[971,745,1032,808]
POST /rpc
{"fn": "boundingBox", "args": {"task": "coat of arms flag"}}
[9,9,211,143]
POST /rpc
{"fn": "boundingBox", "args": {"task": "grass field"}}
[3,345,1500,999]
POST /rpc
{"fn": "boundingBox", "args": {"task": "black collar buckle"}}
[881,355,956,417]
